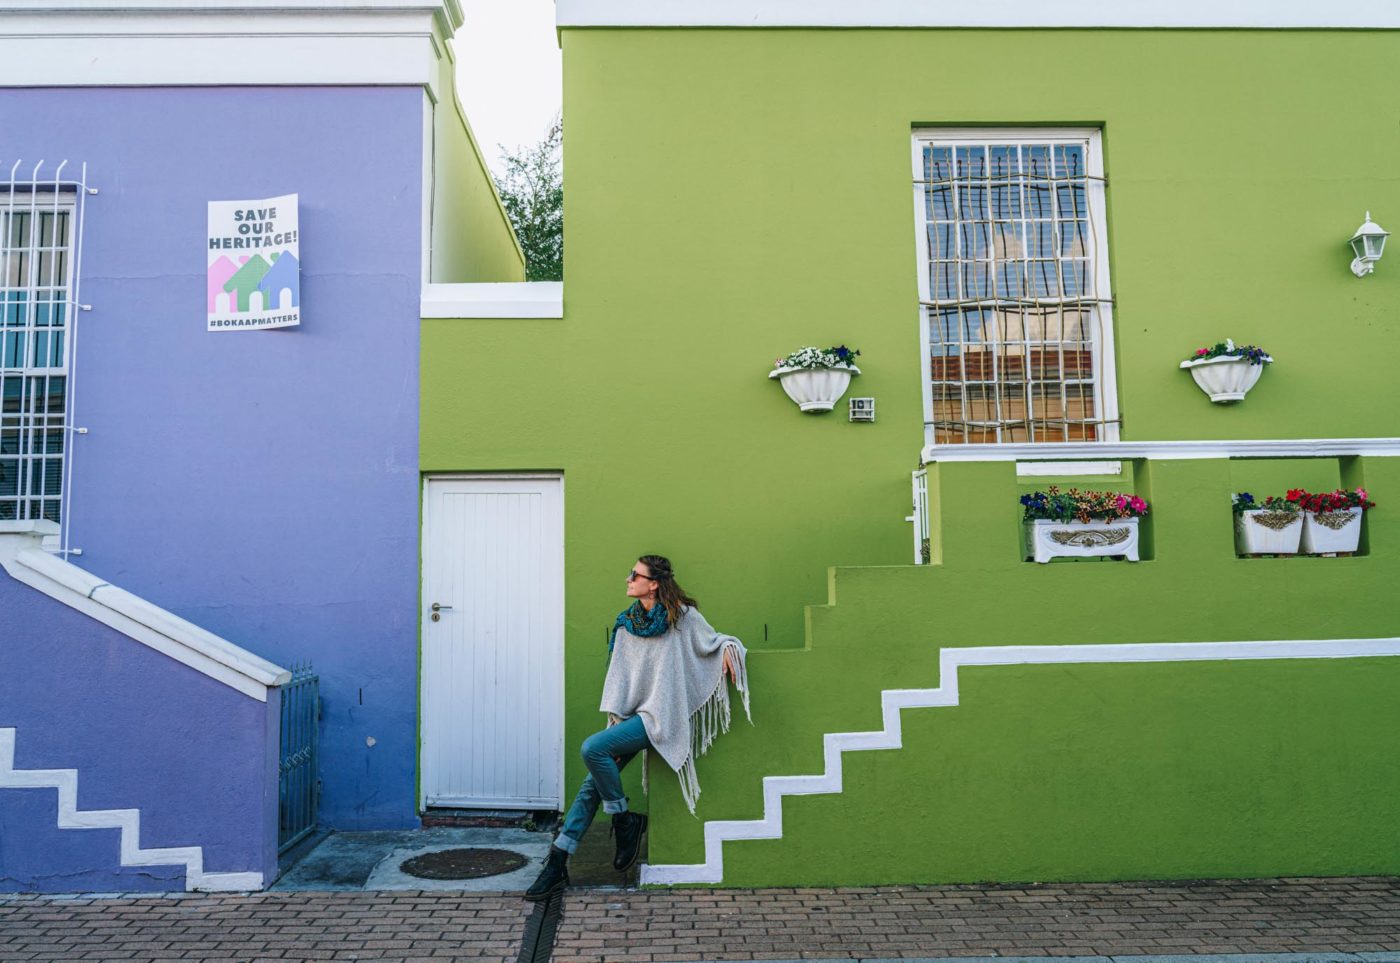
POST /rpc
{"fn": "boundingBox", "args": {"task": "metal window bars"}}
[1,161,91,545]
[915,139,1120,445]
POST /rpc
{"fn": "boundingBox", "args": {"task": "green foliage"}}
[1021,486,1149,522]
[1184,339,1272,365]
[1230,492,1300,516]
[773,344,861,370]
[495,115,563,282]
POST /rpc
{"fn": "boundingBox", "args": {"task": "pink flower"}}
[1196,348,1208,356]
[1358,489,1368,500]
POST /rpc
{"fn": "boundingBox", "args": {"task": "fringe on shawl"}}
[672,639,752,815]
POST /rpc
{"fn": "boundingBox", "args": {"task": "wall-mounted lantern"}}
[1348,212,1389,277]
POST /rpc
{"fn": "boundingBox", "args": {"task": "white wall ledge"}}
[556,1,1400,28]
[923,437,1400,465]
[421,281,563,319]
[556,1,1400,29]
[0,521,291,702]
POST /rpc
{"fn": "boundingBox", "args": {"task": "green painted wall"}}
[426,74,525,281]
[421,28,1400,883]
[644,456,1400,884]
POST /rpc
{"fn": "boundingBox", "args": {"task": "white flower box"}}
[1234,509,1302,555]
[1024,518,1140,564]
[768,365,859,412]
[1179,354,1270,403]
[1300,507,1363,555]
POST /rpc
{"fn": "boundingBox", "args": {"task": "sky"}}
[452,0,563,176]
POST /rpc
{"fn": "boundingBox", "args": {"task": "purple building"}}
[0,1,524,892]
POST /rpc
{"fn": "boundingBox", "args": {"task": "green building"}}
[419,3,1400,887]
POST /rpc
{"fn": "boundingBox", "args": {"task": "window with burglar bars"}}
[912,130,1120,446]
[2,186,75,523]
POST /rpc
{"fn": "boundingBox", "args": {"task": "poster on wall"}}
[207,193,301,331]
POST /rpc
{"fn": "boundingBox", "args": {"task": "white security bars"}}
[1,161,89,540]
[912,130,1120,447]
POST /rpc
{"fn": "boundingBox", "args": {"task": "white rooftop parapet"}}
[556,1,1400,28]
[0,521,291,702]
[0,1,464,93]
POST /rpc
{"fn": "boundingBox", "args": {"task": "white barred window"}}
[2,181,76,523]
[912,129,1120,446]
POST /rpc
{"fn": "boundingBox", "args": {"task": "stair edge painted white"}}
[0,524,290,701]
[639,636,1400,886]
[0,728,264,892]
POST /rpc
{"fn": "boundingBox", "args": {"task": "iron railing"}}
[909,467,930,564]
[278,662,320,854]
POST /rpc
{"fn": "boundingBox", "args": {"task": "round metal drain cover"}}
[399,847,528,880]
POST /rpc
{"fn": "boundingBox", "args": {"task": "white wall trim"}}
[0,522,291,702]
[923,437,1400,465]
[421,282,564,319]
[556,1,1400,29]
[0,5,460,91]
[641,635,1400,886]
[1016,460,1123,477]
[0,727,263,892]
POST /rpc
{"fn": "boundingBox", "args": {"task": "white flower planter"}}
[1234,509,1302,555]
[768,364,859,412]
[1179,355,1270,403]
[1300,507,1363,554]
[1024,517,1140,564]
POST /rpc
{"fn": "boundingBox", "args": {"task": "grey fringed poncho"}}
[600,605,751,814]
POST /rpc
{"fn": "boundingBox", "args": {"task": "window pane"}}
[917,135,1108,444]
[1,189,74,522]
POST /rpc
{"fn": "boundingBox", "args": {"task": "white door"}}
[421,475,564,809]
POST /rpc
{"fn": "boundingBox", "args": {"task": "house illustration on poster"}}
[256,251,299,311]
[223,253,271,312]
[207,255,240,314]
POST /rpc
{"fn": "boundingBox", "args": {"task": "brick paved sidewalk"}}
[0,876,1396,962]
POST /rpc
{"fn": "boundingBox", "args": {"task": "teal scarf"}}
[609,601,669,654]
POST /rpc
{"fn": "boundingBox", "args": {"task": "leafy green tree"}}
[495,115,563,282]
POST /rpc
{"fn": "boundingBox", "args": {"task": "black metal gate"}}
[278,662,320,854]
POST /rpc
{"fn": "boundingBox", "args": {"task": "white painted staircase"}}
[0,727,262,892]
[640,636,1400,886]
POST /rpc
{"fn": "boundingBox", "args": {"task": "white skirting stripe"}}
[640,637,1400,886]
[0,728,263,892]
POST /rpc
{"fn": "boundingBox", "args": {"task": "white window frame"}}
[911,127,1121,451]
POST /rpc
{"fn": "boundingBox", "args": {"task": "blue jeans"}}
[555,714,651,854]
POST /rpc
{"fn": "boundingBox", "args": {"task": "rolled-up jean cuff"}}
[554,833,580,854]
[601,797,628,815]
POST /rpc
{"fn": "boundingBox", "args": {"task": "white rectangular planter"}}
[1300,507,1364,554]
[1024,518,1140,564]
[1234,509,1303,555]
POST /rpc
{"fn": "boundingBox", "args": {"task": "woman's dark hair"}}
[638,554,698,627]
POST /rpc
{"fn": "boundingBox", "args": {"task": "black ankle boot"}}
[523,846,569,901]
[611,810,648,871]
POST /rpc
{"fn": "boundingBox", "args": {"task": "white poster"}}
[207,193,300,331]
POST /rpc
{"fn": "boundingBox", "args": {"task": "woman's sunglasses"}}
[626,570,655,582]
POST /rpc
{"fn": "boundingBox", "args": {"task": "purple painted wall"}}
[0,87,425,831]
[0,566,278,892]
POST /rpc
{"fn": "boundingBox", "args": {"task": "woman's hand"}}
[722,649,736,684]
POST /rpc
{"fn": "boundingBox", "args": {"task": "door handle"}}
[431,603,453,612]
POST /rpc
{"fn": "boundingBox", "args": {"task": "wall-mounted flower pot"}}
[1234,510,1302,555]
[1179,355,1269,403]
[1300,507,1363,554]
[768,365,859,412]
[1023,518,1140,564]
